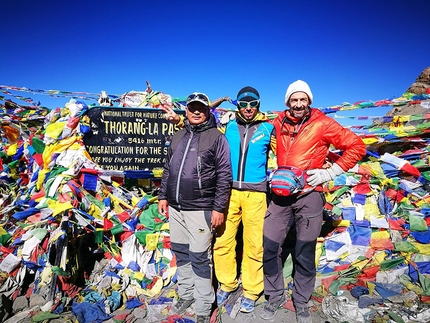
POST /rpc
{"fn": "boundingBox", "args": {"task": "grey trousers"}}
[169,207,214,316]
[263,191,324,307]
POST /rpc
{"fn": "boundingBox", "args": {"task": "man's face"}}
[237,100,259,120]
[287,92,310,119]
[186,102,209,125]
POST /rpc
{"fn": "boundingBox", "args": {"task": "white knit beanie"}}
[284,80,313,105]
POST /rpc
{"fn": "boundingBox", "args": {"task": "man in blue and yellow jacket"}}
[213,87,276,313]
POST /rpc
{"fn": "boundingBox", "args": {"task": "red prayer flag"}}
[104,218,114,230]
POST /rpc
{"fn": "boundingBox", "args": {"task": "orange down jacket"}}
[273,108,366,190]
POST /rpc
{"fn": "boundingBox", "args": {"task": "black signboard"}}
[83,107,184,171]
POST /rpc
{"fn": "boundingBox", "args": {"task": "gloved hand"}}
[306,163,344,186]
[219,111,236,125]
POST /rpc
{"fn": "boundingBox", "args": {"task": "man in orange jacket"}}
[260,80,366,323]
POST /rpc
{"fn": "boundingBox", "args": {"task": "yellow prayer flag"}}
[38,266,53,287]
[372,250,387,265]
[341,198,353,207]
[366,282,376,294]
[36,169,49,191]
[325,193,334,203]
[146,233,160,251]
[160,223,170,231]
[45,121,66,140]
[155,248,163,262]
[351,258,370,270]
[131,195,140,206]
[331,220,351,227]
[363,203,381,218]
[393,115,410,123]
[5,143,18,156]
[371,231,390,239]
[108,192,133,210]
[166,289,178,299]
[89,204,102,219]
[0,227,7,236]
[111,283,122,291]
[316,241,323,267]
[365,162,386,178]
[362,138,380,145]
[133,272,145,281]
[122,268,132,277]
[47,199,73,216]
[412,242,430,255]
[163,266,177,287]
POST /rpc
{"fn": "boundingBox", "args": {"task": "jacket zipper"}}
[197,156,202,192]
[238,124,250,189]
[282,117,314,178]
[175,131,193,205]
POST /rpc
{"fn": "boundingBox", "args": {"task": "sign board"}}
[83,107,184,171]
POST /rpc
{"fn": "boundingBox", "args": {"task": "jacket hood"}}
[236,111,270,125]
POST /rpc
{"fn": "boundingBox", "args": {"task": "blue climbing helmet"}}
[270,166,305,196]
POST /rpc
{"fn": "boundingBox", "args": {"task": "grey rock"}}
[29,294,46,308]
[132,319,147,323]
[12,295,28,312]
[133,307,147,319]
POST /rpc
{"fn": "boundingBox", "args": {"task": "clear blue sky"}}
[2,0,429,127]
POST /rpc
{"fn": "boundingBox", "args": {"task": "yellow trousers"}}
[213,189,266,300]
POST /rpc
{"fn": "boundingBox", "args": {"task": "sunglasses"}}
[187,105,208,113]
[237,100,259,109]
[187,93,209,104]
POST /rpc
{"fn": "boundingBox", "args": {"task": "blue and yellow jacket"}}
[220,112,276,192]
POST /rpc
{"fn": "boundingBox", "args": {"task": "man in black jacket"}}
[158,92,232,323]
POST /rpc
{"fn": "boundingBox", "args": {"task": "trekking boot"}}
[259,294,286,320]
[196,315,210,323]
[171,298,194,315]
[239,297,255,313]
[295,306,312,323]
[216,289,231,306]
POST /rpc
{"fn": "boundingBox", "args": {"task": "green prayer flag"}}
[85,194,106,210]
[331,205,343,216]
[328,278,342,296]
[387,310,405,323]
[110,224,124,235]
[48,166,68,179]
[52,266,70,277]
[31,311,60,322]
[0,232,12,245]
[331,186,350,199]
[30,228,48,240]
[418,272,430,296]
[135,230,153,246]
[394,242,418,253]
[282,254,293,279]
[94,230,103,243]
[7,159,19,169]
[31,137,46,154]
[409,214,428,231]
[421,171,430,182]
[154,221,164,232]
[140,204,159,228]
[379,257,406,271]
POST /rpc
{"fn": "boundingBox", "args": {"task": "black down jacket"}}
[158,113,232,213]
